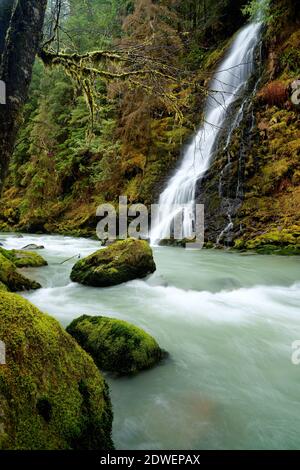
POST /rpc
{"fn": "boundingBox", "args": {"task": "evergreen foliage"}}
[1,0,297,250]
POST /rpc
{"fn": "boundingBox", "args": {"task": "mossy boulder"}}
[70,238,156,287]
[0,253,41,291]
[0,293,113,450]
[0,247,47,268]
[67,315,165,375]
[0,281,8,292]
[12,250,47,268]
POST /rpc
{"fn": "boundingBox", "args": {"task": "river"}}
[1,232,300,449]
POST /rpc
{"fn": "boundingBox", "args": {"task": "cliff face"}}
[196,0,300,253]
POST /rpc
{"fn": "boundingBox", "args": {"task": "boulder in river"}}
[9,249,47,268]
[0,247,47,268]
[70,238,156,287]
[21,244,45,250]
[0,293,113,450]
[67,315,166,375]
[0,252,41,291]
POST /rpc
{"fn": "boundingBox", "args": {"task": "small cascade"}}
[150,16,264,246]
[216,214,234,246]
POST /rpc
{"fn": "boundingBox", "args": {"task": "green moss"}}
[11,250,47,268]
[0,253,41,292]
[0,293,113,450]
[204,241,215,249]
[71,238,156,287]
[0,247,47,268]
[0,281,9,292]
[234,239,246,250]
[255,244,300,255]
[234,227,300,255]
[67,315,166,375]
[278,30,300,76]
[245,227,300,249]
[0,247,15,262]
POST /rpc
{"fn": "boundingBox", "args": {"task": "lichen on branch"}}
[39,45,185,123]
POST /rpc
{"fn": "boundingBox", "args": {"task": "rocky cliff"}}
[196,0,300,253]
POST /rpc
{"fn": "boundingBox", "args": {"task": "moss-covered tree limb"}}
[39,48,177,82]
[38,46,185,123]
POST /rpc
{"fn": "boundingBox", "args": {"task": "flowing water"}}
[150,19,263,244]
[1,232,300,449]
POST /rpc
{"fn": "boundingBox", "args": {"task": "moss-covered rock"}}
[0,247,47,268]
[234,227,300,255]
[255,244,300,256]
[0,281,9,292]
[247,228,300,247]
[70,238,156,287]
[12,250,47,268]
[67,315,165,375]
[0,253,41,291]
[0,293,113,450]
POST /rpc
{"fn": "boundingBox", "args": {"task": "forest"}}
[0,0,299,456]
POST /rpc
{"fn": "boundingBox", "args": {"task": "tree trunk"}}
[0,0,15,57]
[0,0,47,193]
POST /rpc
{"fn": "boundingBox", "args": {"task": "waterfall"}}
[150,18,263,245]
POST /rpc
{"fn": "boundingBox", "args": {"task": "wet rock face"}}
[67,315,166,375]
[195,92,256,246]
[70,238,156,287]
[200,78,300,250]
[202,8,300,251]
[0,293,114,450]
[192,27,264,247]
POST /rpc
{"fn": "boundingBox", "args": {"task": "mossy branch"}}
[39,47,184,124]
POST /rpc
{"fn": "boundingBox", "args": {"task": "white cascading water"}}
[150,18,263,245]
